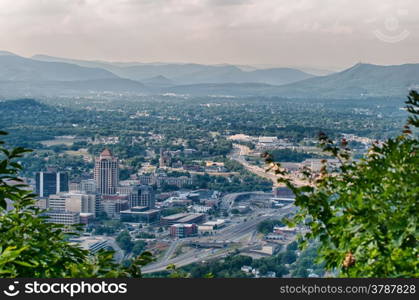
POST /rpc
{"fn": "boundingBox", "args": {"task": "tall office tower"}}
[35,171,69,198]
[128,185,155,208]
[94,149,119,195]
[159,148,171,168]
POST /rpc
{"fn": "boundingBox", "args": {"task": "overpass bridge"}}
[220,191,273,212]
[187,240,234,248]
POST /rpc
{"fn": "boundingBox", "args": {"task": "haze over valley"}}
[0,51,418,99]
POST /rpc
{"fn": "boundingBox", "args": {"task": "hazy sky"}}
[0,0,418,69]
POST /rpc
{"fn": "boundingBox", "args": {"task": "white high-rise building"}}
[45,211,80,226]
[48,192,96,216]
[48,194,67,211]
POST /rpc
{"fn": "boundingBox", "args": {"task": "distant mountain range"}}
[0,51,417,98]
[32,54,315,85]
[163,63,419,98]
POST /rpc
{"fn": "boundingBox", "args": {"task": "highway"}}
[142,205,295,273]
[142,144,301,274]
[161,239,182,262]
[107,237,124,263]
[228,144,280,186]
[220,191,272,213]
[229,143,308,187]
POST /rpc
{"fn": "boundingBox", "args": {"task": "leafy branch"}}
[263,91,419,277]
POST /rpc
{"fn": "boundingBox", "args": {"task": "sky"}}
[0,0,418,70]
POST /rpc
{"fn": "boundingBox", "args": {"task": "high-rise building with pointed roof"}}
[94,149,119,195]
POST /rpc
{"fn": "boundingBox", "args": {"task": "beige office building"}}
[94,149,119,195]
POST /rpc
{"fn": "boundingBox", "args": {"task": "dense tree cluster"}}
[269,149,319,162]
[264,91,419,277]
[116,231,148,255]
[257,219,285,234]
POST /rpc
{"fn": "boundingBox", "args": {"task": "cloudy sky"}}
[0,0,418,70]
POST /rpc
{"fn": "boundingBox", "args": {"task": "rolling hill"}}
[270,63,419,98]
[0,51,117,81]
[0,51,147,97]
[0,78,147,98]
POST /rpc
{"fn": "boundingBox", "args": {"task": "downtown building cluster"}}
[35,149,157,227]
[34,149,207,238]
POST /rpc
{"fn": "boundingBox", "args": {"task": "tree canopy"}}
[264,91,419,277]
